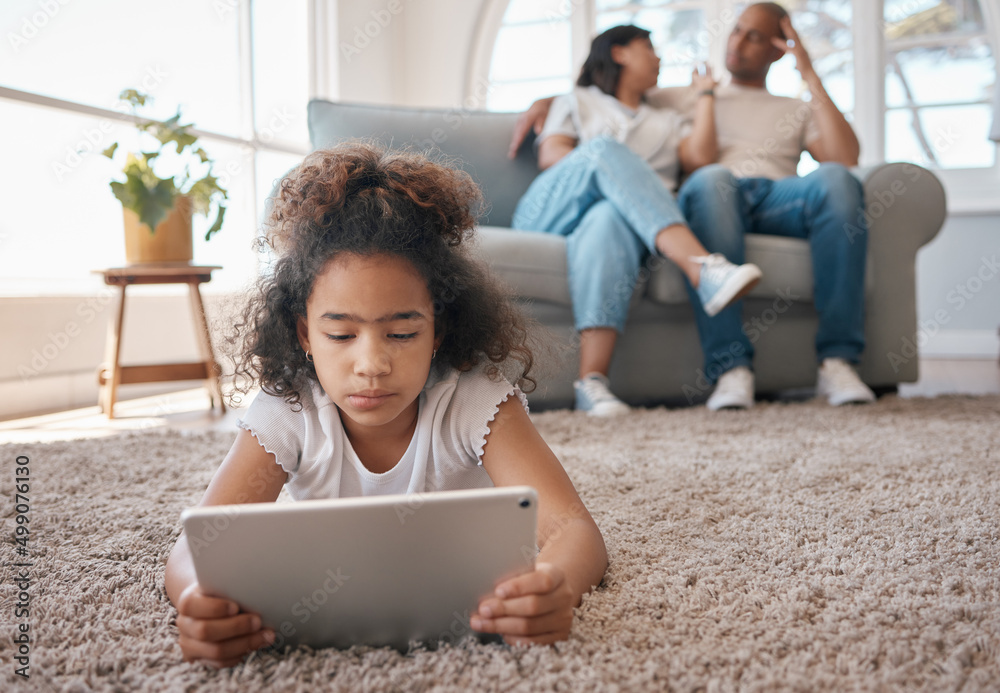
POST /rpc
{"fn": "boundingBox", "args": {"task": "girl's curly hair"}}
[230,141,535,409]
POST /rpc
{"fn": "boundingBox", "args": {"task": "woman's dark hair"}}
[577,24,652,96]
[229,141,535,409]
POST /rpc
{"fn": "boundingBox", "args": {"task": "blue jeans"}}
[512,137,688,332]
[677,163,868,381]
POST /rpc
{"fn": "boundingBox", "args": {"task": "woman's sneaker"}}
[574,373,630,417]
[694,254,763,317]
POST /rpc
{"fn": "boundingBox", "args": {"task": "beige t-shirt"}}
[647,83,821,180]
[539,85,692,190]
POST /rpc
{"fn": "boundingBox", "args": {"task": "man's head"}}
[725,3,788,84]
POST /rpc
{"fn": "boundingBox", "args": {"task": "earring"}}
[305,350,313,362]
[431,349,437,360]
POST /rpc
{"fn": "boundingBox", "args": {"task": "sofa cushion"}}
[476,227,649,310]
[476,227,570,305]
[308,99,539,228]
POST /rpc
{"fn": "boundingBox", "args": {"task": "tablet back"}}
[181,486,537,650]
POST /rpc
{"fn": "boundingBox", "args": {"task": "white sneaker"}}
[816,358,876,406]
[706,366,755,411]
[573,373,631,417]
[693,254,763,317]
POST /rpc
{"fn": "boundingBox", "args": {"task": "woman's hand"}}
[680,63,720,173]
[175,583,275,668]
[690,63,718,93]
[469,562,576,645]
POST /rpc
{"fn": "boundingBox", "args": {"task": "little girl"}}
[165,142,608,667]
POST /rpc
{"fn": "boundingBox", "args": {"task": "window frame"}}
[470,0,1000,214]
[0,0,329,296]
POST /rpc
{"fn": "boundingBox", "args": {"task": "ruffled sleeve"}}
[237,389,308,474]
[434,367,529,468]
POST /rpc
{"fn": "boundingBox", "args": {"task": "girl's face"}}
[612,37,661,91]
[297,252,441,441]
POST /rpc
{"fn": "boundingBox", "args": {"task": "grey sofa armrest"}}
[856,162,947,385]
[854,163,947,251]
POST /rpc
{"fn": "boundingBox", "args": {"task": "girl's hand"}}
[469,562,575,645]
[175,583,276,668]
[690,63,717,93]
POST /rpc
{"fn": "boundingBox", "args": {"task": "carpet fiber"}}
[2,395,999,692]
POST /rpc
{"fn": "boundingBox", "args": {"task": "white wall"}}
[1,292,239,419]
[915,214,1000,358]
[334,0,484,108]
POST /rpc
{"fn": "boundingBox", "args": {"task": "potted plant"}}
[102,89,228,264]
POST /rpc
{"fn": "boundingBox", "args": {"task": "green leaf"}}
[134,178,177,231]
[101,142,119,159]
[195,147,210,164]
[118,89,148,109]
[204,205,226,241]
[150,123,198,153]
[187,173,227,216]
[109,180,136,209]
[113,153,177,232]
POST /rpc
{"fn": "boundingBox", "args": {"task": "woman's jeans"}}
[511,137,687,332]
[677,163,868,381]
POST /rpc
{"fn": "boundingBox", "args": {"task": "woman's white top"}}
[238,365,528,500]
[539,85,692,189]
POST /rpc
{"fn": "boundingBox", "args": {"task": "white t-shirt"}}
[646,83,821,181]
[237,365,528,501]
[539,85,692,190]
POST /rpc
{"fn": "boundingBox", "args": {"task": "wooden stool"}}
[95,265,225,418]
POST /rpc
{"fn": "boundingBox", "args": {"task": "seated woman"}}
[512,24,761,416]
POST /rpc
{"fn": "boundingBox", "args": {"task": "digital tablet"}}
[181,486,538,651]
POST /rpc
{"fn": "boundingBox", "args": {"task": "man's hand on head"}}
[771,16,816,81]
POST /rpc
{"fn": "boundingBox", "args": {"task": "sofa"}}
[307,98,947,410]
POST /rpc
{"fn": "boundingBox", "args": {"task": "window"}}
[0,0,312,295]
[884,0,996,169]
[595,1,709,88]
[485,0,576,112]
[478,0,999,195]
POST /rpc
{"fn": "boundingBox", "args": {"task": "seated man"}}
[510,2,875,410]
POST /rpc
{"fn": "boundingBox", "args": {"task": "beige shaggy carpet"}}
[2,394,999,692]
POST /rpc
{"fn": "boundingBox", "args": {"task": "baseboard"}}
[921,329,1000,359]
[0,370,202,421]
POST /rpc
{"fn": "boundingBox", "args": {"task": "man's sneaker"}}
[574,373,630,417]
[816,358,876,406]
[694,254,763,317]
[706,366,755,411]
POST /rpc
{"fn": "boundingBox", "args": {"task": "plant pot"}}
[122,195,193,265]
